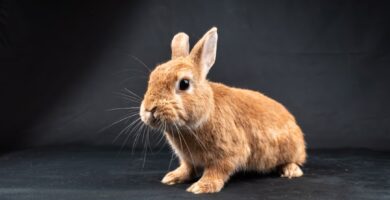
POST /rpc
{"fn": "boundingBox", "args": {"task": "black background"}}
[1,0,390,152]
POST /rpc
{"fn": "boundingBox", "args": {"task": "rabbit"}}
[139,27,306,194]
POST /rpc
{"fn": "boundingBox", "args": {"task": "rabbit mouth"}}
[141,109,178,128]
[146,114,188,131]
[140,102,188,128]
[152,113,182,127]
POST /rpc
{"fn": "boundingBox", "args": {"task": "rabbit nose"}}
[147,106,158,119]
[150,106,157,115]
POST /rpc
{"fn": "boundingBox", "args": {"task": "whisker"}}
[130,55,151,72]
[184,125,207,152]
[131,120,145,154]
[142,124,149,169]
[115,90,141,100]
[121,98,141,104]
[167,125,175,171]
[174,123,198,175]
[112,116,141,144]
[146,126,153,152]
[114,98,140,105]
[116,119,142,155]
[124,88,142,100]
[168,150,175,172]
[106,106,140,111]
[156,130,164,148]
[119,75,148,86]
[174,124,184,154]
[98,114,138,133]
[114,92,141,103]
[112,68,148,76]
[153,121,168,153]
[146,126,154,154]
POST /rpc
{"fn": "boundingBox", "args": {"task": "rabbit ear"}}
[171,32,190,59]
[190,27,218,78]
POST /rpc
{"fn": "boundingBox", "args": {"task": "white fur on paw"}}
[161,169,190,185]
[281,163,303,179]
[186,180,224,194]
[161,171,184,185]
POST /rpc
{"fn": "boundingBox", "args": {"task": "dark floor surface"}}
[0,147,389,200]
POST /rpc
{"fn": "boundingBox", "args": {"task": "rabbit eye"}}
[179,79,190,91]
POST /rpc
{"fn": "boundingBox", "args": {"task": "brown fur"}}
[139,27,306,194]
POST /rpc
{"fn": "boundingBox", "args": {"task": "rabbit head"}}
[140,27,218,129]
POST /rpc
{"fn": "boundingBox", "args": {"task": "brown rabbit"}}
[139,27,306,194]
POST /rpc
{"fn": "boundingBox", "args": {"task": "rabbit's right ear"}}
[171,32,190,59]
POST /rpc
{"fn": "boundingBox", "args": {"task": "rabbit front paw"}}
[186,179,224,194]
[161,169,191,185]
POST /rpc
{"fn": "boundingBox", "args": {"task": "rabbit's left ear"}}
[190,27,218,78]
[171,32,190,59]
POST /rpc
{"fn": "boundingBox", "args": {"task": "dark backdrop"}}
[1,0,390,152]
